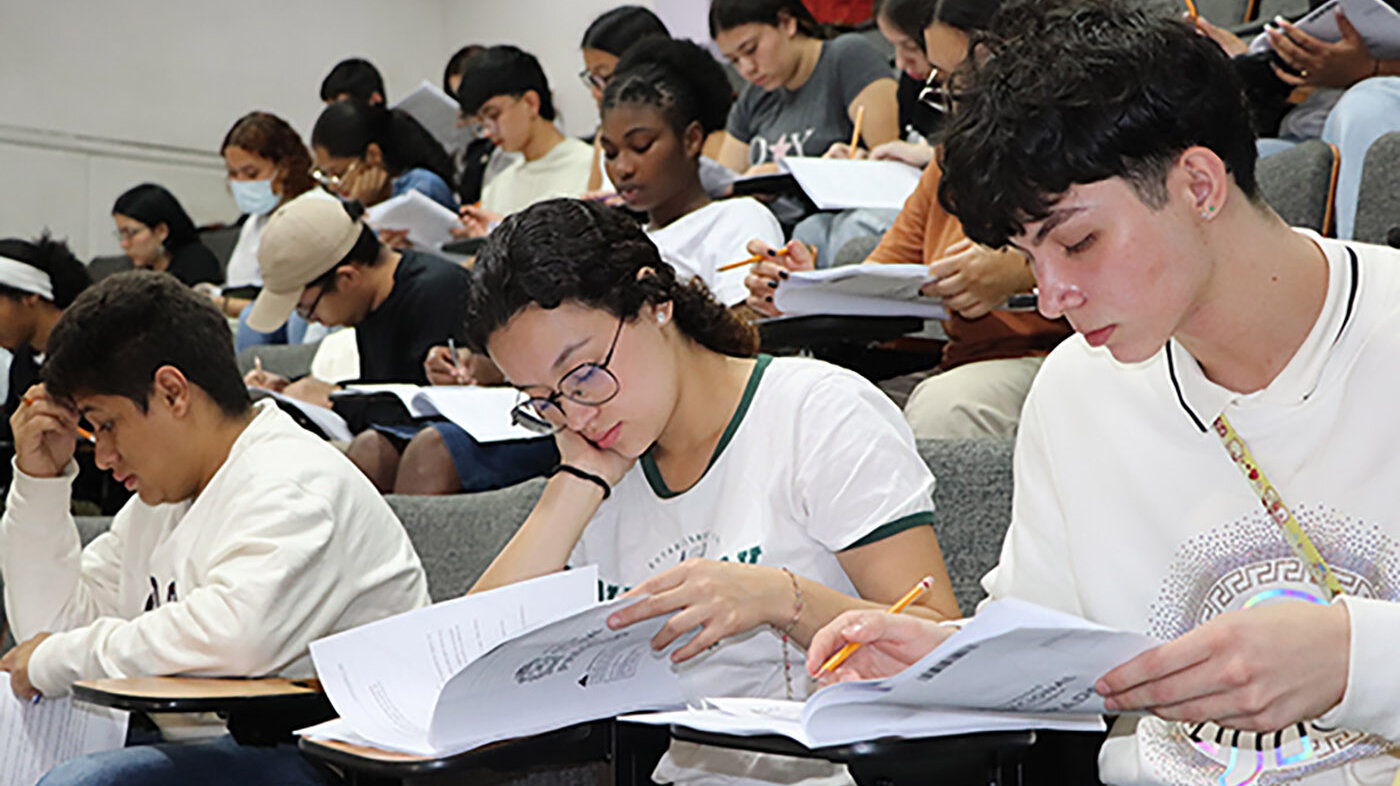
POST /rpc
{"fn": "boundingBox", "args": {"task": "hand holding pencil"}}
[739,239,817,318]
[805,576,957,685]
[11,384,82,480]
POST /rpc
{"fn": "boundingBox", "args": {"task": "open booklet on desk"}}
[0,674,128,786]
[731,158,922,211]
[771,264,1040,321]
[333,384,545,443]
[622,598,1159,749]
[299,567,693,757]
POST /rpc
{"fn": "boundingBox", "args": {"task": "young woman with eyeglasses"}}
[743,0,1072,441]
[309,99,458,212]
[111,184,223,288]
[464,198,958,786]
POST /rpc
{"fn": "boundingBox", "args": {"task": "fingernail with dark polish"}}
[779,271,789,279]
[765,296,773,303]
[768,280,778,288]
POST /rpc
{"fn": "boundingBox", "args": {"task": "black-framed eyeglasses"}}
[511,316,625,435]
[295,267,337,321]
[578,68,611,92]
[918,67,951,114]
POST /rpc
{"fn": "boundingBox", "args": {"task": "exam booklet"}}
[623,599,1159,749]
[730,158,922,211]
[364,190,462,251]
[1249,0,1400,59]
[393,80,472,154]
[773,264,948,319]
[333,384,545,443]
[0,674,128,786]
[299,568,691,756]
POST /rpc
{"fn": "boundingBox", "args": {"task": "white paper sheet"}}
[0,674,128,786]
[364,190,462,251]
[252,388,354,442]
[340,385,545,443]
[779,158,923,211]
[1249,0,1400,58]
[622,697,1103,749]
[773,264,947,319]
[307,568,598,754]
[393,80,473,154]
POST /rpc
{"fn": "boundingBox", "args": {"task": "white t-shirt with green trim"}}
[569,354,935,786]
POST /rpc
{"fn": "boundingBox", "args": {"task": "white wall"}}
[0,0,450,259]
[441,0,660,139]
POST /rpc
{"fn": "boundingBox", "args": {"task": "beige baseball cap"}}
[247,194,362,332]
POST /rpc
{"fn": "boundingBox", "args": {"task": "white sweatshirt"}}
[984,234,1400,786]
[0,401,430,697]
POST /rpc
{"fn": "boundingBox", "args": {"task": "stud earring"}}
[1200,205,1217,220]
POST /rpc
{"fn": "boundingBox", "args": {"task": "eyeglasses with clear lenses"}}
[578,68,611,92]
[918,67,951,114]
[510,316,625,435]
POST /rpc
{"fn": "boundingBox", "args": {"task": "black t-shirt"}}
[896,72,943,142]
[167,241,224,287]
[2,345,41,443]
[355,249,471,384]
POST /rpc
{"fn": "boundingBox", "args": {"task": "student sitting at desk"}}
[464,198,959,786]
[110,184,223,288]
[319,56,385,106]
[453,46,595,237]
[807,3,1400,784]
[601,37,783,306]
[744,0,1067,441]
[0,271,429,786]
[0,234,91,448]
[310,99,458,212]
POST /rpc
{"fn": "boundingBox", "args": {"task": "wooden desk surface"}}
[72,676,324,713]
[299,720,615,777]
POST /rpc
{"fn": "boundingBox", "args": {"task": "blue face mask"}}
[230,178,281,216]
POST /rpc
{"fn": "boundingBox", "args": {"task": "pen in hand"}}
[446,337,466,384]
[818,576,935,676]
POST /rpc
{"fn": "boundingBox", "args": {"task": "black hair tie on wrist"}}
[552,464,611,500]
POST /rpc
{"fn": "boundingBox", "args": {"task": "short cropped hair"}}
[320,58,385,103]
[43,271,251,417]
[454,45,556,120]
[936,0,1261,248]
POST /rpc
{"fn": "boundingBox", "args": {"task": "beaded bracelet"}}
[778,567,804,700]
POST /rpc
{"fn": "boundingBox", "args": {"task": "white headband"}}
[0,256,54,301]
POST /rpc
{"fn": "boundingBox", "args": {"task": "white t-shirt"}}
[648,198,783,306]
[569,355,935,786]
[480,136,594,217]
[1,401,431,698]
[987,233,1400,786]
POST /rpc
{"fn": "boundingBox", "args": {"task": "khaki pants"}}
[903,355,1046,439]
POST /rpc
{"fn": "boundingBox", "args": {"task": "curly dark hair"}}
[465,199,757,358]
[220,111,316,201]
[602,37,734,137]
[936,0,1261,249]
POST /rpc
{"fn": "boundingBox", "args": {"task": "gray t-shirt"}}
[726,34,893,167]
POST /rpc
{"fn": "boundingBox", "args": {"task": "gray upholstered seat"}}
[1257,139,1339,235]
[235,342,322,379]
[1353,131,1400,246]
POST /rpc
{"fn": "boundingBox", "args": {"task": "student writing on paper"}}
[1192,10,1400,240]
[463,199,959,786]
[745,0,1068,441]
[453,46,594,237]
[443,45,519,207]
[310,100,458,212]
[110,184,223,288]
[320,57,385,106]
[809,4,1400,783]
[0,271,429,785]
[217,111,334,350]
[601,37,783,307]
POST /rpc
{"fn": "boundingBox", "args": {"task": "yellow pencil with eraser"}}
[818,576,935,675]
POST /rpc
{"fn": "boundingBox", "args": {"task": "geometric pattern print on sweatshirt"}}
[1139,505,1398,785]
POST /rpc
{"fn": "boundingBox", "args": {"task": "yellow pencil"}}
[1183,0,1199,18]
[848,105,866,159]
[718,247,791,273]
[818,576,935,675]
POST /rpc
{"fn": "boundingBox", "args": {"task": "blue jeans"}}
[234,304,326,352]
[38,734,334,786]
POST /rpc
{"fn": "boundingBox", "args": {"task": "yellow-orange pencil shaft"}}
[718,246,790,273]
[848,105,866,159]
[818,575,934,675]
[1183,0,1198,18]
